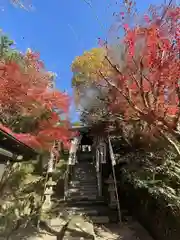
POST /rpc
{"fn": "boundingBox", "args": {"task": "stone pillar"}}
[95,136,107,197]
[99,143,106,163]
[98,137,107,164]
[96,148,102,197]
[105,175,119,209]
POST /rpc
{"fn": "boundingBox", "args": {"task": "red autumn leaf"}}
[101,2,180,144]
[0,48,71,151]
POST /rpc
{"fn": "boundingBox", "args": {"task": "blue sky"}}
[0,0,164,121]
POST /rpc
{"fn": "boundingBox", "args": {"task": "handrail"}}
[108,135,122,223]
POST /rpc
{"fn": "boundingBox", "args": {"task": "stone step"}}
[74,175,96,179]
[91,215,110,224]
[67,190,98,196]
[66,199,106,207]
[75,167,95,170]
[67,195,98,201]
[67,191,98,196]
[75,168,96,172]
[67,188,98,193]
[72,181,97,186]
[74,172,96,176]
[66,206,110,216]
[69,183,97,188]
[63,237,93,240]
[70,179,97,183]
[75,172,96,175]
[76,164,96,172]
[75,162,95,167]
[69,185,97,190]
[70,181,97,186]
[74,172,96,175]
[72,162,94,165]
[67,208,99,216]
[74,170,96,177]
[74,174,96,178]
[73,177,96,182]
[75,169,95,173]
[67,189,98,194]
[75,166,95,170]
[62,209,119,224]
[74,175,96,178]
[68,193,98,199]
[69,185,98,190]
[65,206,119,223]
[75,169,96,173]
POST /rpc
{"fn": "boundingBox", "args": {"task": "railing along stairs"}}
[108,135,122,223]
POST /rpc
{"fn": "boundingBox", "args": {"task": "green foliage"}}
[53,160,67,182]
[0,152,68,236]
[119,154,180,240]
[119,149,180,208]
[0,161,44,235]
[0,35,24,65]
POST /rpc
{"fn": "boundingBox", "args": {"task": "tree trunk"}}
[159,129,180,156]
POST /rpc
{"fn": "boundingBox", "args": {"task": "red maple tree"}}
[0,49,71,152]
[103,1,180,153]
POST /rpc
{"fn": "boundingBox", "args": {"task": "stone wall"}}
[117,169,180,240]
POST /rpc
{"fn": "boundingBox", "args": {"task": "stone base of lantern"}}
[42,187,53,210]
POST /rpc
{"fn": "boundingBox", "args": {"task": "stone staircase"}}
[65,159,119,224]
